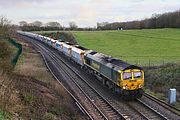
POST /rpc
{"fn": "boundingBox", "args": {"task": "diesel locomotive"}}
[17,31,144,99]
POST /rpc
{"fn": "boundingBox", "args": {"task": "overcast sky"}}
[0,0,180,27]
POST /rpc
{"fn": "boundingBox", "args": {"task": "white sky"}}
[0,0,180,27]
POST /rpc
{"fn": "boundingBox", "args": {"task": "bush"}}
[145,64,180,98]
[44,113,55,120]
[42,32,77,44]
[0,41,13,71]
[21,93,34,104]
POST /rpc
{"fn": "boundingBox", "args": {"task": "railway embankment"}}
[0,36,86,119]
[0,39,19,119]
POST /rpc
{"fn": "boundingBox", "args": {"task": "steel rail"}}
[23,38,94,120]
[137,99,168,120]
[31,40,109,120]
[144,92,180,116]
[33,39,126,120]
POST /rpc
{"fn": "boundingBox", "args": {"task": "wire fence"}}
[8,39,22,66]
[120,56,180,67]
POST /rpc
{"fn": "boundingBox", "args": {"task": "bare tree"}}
[19,21,28,27]
[0,16,10,26]
[97,22,109,30]
[46,21,62,28]
[69,21,78,30]
[32,21,43,27]
[0,16,11,38]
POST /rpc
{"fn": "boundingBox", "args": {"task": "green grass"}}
[35,29,180,66]
[71,29,180,66]
[21,93,34,104]
[0,110,4,120]
[0,109,12,120]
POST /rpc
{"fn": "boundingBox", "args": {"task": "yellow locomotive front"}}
[118,68,144,99]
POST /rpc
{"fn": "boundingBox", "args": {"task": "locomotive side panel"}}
[100,64,112,80]
[100,64,119,83]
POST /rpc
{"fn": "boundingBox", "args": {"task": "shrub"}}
[21,93,34,104]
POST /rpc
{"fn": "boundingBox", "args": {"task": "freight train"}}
[17,31,144,99]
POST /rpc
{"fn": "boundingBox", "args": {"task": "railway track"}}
[38,51,93,120]
[139,92,180,119]
[144,92,180,115]
[20,35,180,120]
[31,43,93,119]
[33,40,159,120]
[32,42,108,120]
[126,99,168,119]
[30,38,126,119]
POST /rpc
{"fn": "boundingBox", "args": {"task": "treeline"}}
[19,21,97,31]
[21,26,97,31]
[20,26,63,32]
[97,10,180,30]
[19,21,63,31]
[2,10,180,32]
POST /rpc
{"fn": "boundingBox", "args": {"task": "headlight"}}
[123,86,128,89]
[139,84,143,88]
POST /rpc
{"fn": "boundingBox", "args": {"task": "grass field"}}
[71,29,180,66]
[35,29,180,66]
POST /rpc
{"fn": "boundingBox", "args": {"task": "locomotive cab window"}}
[134,71,142,79]
[123,72,132,80]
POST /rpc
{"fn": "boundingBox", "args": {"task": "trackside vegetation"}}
[144,64,180,108]
[0,110,11,120]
